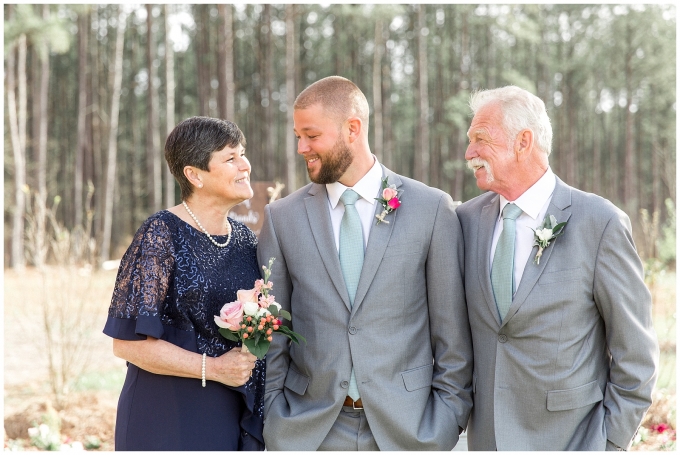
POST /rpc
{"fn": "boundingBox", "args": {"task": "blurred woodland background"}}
[3,3,676,451]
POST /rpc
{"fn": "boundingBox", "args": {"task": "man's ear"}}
[346,117,363,144]
[515,129,534,161]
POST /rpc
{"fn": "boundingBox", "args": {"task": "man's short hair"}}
[294,76,370,129]
[469,86,553,155]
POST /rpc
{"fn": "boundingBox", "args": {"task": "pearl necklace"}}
[182,201,232,248]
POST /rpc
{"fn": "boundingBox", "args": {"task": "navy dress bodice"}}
[103,210,264,450]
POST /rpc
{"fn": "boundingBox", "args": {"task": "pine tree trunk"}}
[415,5,430,185]
[147,5,162,212]
[75,10,90,229]
[91,5,103,250]
[285,4,297,192]
[624,18,636,214]
[100,7,127,263]
[382,56,393,171]
[6,6,26,270]
[454,11,469,201]
[263,4,276,181]
[196,5,209,116]
[34,4,51,267]
[225,5,235,121]
[372,18,384,162]
[217,5,228,119]
[164,4,176,207]
[217,4,235,122]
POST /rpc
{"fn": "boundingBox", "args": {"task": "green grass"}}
[648,268,676,392]
[656,351,676,391]
[73,369,126,392]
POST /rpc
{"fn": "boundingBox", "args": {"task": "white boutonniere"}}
[374,177,402,225]
[531,214,567,264]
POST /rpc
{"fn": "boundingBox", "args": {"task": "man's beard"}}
[308,137,354,184]
[466,157,495,183]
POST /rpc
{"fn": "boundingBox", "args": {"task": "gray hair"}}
[165,116,246,200]
[469,86,553,156]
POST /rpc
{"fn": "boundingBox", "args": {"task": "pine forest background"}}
[3,3,676,267]
[2,4,677,450]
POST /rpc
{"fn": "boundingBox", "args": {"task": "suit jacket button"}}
[348,326,357,335]
[498,334,508,343]
[341,380,349,388]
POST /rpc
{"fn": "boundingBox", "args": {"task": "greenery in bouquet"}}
[214,258,305,359]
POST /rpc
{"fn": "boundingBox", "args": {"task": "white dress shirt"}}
[326,157,383,251]
[490,167,556,294]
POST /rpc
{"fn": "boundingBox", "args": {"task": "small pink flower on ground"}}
[388,198,401,209]
[653,423,671,434]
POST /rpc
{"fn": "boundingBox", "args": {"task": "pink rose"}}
[388,198,401,209]
[215,301,244,331]
[237,288,258,304]
[382,187,398,201]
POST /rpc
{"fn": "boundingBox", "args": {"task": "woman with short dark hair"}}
[104,116,264,450]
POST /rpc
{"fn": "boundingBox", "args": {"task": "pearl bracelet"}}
[201,353,206,388]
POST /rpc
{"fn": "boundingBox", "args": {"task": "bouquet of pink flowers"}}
[214,257,305,359]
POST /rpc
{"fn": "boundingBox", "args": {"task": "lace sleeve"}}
[104,216,175,340]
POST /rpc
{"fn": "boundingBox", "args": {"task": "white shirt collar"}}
[326,157,383,209]
[499,167,556,221]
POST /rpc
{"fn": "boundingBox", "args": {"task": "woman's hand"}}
[208,347,258,387]
[112,338,258,387]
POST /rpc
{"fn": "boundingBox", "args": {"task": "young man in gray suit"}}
[456,85,659,450]
[257,76,472,450]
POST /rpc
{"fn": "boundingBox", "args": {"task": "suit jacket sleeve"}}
[257,204,293,418]
[425,193,474,433]
[593,210,659,448]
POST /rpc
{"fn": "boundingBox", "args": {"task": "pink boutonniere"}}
[374,177,402,225]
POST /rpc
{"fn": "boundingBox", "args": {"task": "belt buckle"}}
[352,400,363,410]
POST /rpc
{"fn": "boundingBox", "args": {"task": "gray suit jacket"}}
[456,177,659,450]
[257,165,473,450]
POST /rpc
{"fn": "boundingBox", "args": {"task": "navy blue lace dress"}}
[103,210,264,451]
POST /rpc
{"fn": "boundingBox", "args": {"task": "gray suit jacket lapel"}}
[502,178,573,327]
[304,183,352,312]
[479,195,503,326]
[352,167,400,315]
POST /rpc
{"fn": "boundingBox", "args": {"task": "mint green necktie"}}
[339,189,364,401]
[491,203,523,322]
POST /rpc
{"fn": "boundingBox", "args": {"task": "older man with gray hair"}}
[456,85,658,450]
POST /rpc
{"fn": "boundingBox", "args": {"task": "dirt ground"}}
[3,267,126,450]
[3,267,676,451]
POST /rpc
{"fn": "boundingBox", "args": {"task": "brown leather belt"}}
[342,396,363,409]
